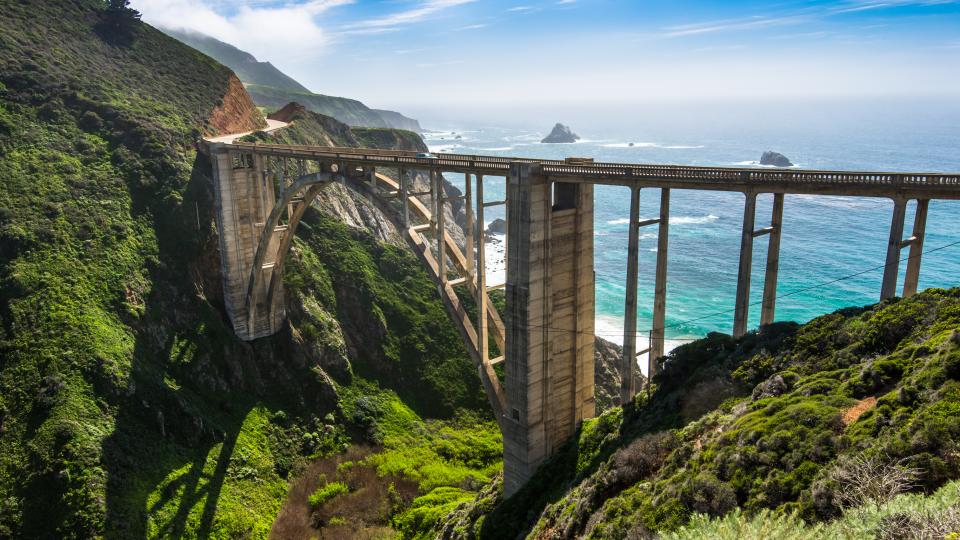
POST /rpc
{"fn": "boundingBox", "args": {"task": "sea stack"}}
[486,218,507,235]
[541,123,580,143]
[759,151,794,167]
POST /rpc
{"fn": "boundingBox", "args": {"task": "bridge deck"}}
[219,142,960,199]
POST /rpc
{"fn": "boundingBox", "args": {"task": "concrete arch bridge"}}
[206,141,960,495]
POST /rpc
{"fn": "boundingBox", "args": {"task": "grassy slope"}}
[281,217,502,538]
[0,1,264,536]
[0,2,488,538]
[438,289,960,539]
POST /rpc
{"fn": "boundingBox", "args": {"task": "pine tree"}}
[105,0,141,24]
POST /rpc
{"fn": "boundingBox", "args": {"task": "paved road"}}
[205,118,288,144]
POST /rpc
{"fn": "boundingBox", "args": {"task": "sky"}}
[132,0,960,113]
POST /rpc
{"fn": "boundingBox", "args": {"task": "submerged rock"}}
[760,151,794,167]
[541,123,580,144]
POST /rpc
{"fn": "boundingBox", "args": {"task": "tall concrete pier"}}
[502,164,595,495]
[207,141,959,495]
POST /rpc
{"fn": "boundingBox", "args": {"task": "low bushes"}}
[308,481,349,509]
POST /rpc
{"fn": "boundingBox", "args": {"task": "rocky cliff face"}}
[206,74,267,135]
[372,109,423,132]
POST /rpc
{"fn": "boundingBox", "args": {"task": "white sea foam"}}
[603,142,705,149]
[672,214,719,225]
[594,315,687,377]
[608,215,718,226]
[735,160,801,168]
[483,146,514,152]
[483,231,506,287]
[506,133,542,142]
[429,143,461,153]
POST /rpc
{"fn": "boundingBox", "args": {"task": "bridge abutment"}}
[503,163,596,496]
[212,147,286,340]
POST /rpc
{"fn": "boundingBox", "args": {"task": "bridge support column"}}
[211,147,283,340]
[881,198,908,300]
[437,171,447,283]
[429,170,438,234]
[503,164,595,496]
[366,166,376,201]
[400,167,409,227]
[476,175,489,366]
[760,193,784,326]
[903,199,929,298]
[650,189,670,377]
[733,192,758,338]
[465,173,475,276]
[621,187,641,404]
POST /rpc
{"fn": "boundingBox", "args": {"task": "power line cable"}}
[477,237,960,344]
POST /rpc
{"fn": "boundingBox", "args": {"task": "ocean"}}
[416,99,960,371]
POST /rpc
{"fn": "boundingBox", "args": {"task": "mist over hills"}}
[162,27,422,133]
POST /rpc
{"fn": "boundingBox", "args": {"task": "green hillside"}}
[0,1,486,538]
[434,288,960,539]
[245,83,391,128]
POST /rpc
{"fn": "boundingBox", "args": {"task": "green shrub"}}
[308,481,349,509]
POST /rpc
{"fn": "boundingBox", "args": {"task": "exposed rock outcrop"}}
[594,337,645,413]
[267,102,307,123]
[206,74,266,135]
[314,183,404,246]
[486,218,506,235]
[542,123,580,144]
[760,151,793,167]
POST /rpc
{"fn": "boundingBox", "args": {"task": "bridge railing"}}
[219,142,960,191]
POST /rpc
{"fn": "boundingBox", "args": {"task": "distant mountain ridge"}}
[162,27,422,132]
[162,28,310,93]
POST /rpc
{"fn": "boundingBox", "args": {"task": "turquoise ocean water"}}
[417,100,960,354]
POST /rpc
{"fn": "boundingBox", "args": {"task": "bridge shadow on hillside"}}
[100,153,335,538]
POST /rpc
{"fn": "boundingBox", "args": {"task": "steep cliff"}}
[372,109,423,132]
[206,74,267,135]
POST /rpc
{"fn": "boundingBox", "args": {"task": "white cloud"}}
[133,0,352,62]
[662,15,809,38]
[345,0,476,30]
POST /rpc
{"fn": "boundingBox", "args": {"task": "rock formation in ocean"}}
[760,150,794,167]
[541,123,580,144]
[486,218,507,235]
